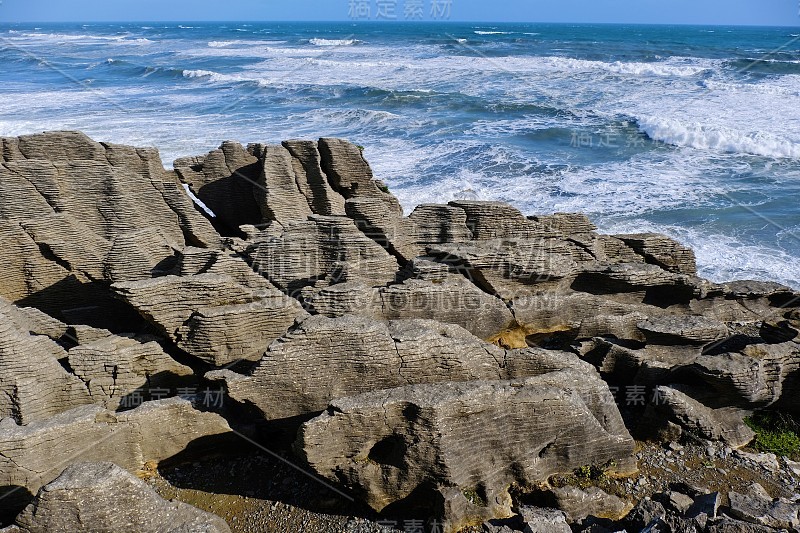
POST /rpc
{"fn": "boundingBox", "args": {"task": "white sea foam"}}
[181,69,267,86]
[474,31,512,35]
[308,38,360,46]
[637,116,800,158]
[208,40,288,48]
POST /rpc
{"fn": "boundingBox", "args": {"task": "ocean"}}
[1,22,799,287]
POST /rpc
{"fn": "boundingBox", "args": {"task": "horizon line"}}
[1,20,799,28]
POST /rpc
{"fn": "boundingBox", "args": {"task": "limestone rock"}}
[0,301,92,424]
[728,488,800,530]
[429,240,578,299]
[305,272,515,340]
[684,342,800,410]
[518,506,571,533]
[13,462,230,532]
[615,233,697,275]
[408,204,472,244]
[297,371,636,529]
[642,386,755,447]
[447,200,544,240]
[245,215,400,296]
[528,213,597,236]
[113,273,304,366]
[621,498,666,531]
[174,140,262,232]
[67,335,195,409]
[208,315,593,421]
[255,144,314,226]
[636,315,729,345]
[550,486,632,523]
[282,140,345,216]
[0,397,232,514]
[0,131,220,315]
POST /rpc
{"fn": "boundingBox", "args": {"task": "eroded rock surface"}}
[13,462,231,533]
[297,371,636,531]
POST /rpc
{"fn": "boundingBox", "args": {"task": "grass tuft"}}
[745,411,800,458]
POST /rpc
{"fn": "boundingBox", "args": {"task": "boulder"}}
[0,397,232,515]
[0,300,92,424]
[244,215,400,297]
[682,342,800,410]
[13,462,230,532]
[297,371,636,530]
[305,272,515,340]
[615,233,697,275]
[551,486,632,522]
[636,315,729,346]
[67,334,195,409]
[112,273,304,366]
[518,506,571,533]
[642,386,755,448]
[173,140,262,232]
[729,486,800,530]
[208,315,594,421]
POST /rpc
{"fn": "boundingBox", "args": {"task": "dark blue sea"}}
[1,22,799,286]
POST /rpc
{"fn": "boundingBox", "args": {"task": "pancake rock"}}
[207,315,593,421]
[305,262,515,339]
[12,462,230,533]
[112,273,305,366]
[67,334,195,409]
[297,370,636,532]
[0,298,92,424]
[0,131,220,318]
[0,397,232,515]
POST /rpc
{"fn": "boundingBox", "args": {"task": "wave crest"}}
[637,116,800,158]
[308,38,360,46]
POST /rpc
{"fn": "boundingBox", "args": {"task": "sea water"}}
[1,22,798,287]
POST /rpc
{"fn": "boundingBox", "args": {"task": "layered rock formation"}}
[1,131,799,532]
[11,462,230,532]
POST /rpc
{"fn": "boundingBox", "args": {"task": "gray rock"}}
[297,371,636,529]
[643,386,755,448]
[729,488,800,530]
[706,517,781,532]
[518,506,571,533]
[687,492,720,519]
[67,334,194,409]
[0,299,92,424]
[622,498,667,531]
[305,272,515,340]
[245,215,400,296]
[0,397,232,513]
[636,315,729,345]
[208,315,593,421]
[113,273,304,366]
[13,462,230,532]
[0,132,220,314]
[174,140,262,232]
[551,486,632,522]
[615,233,697,275]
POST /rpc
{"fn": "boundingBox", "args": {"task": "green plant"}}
[462,487,487,506]
[745,411,800,458]
[356,144,365,152]
[377,183,390,194]
[574,464,607,481]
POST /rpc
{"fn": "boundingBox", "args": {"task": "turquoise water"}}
[1,22,799,286]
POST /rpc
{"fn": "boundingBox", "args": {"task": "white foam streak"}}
[308,38,360,46]
[638,117,800,159]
